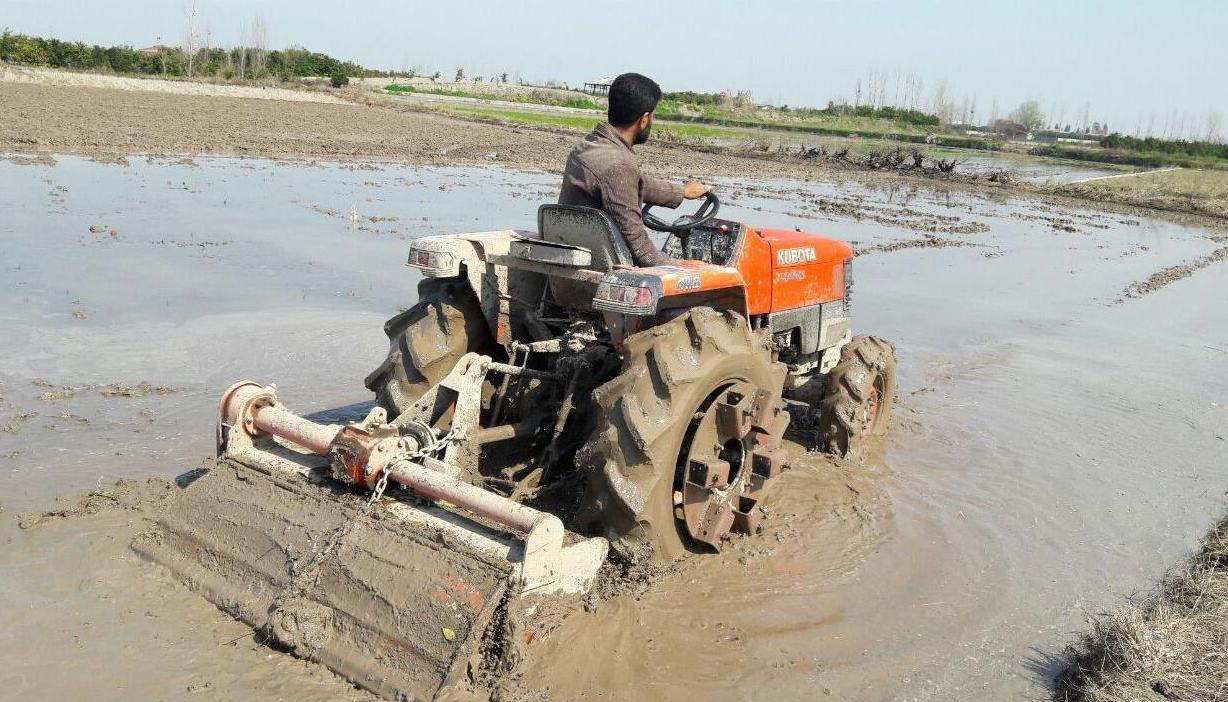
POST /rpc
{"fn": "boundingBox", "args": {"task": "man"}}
[558,72,710,267]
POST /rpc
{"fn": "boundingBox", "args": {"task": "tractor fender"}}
[408,230,543,345]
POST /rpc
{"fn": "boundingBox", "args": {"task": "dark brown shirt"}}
[558,123,683,267]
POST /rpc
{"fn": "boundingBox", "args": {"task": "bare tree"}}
[182,0,200,78]
[253,16,267,75]
[931,80,952,125]
[236,22,248,79]
[1207,111,1223,143]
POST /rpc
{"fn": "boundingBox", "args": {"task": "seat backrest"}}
[538,204,632,272]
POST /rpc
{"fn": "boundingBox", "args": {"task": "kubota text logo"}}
[777,247,817,266]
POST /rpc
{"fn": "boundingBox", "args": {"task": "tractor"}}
[134,193,896,700]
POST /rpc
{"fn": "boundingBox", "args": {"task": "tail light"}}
[407,243,457,277]
[594,273,663,315]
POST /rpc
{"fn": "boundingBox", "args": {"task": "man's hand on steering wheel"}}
[642,188,721,233]
[683,181,711,199]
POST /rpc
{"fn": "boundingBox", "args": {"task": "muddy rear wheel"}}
[817,335,897,456]
[575,308,790,562]
[364,277,491,418]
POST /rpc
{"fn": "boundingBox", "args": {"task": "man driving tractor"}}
[558,72,711,266]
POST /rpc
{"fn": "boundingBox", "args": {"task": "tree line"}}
[1100,133,1228,161]
[0,30,378,81]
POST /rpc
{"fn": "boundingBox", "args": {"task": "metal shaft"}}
[250,404,342,455]
[387,458,551,535]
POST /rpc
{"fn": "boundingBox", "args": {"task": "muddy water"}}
[2,155,1226,701]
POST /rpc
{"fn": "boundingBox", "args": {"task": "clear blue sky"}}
[5,0,1226,138]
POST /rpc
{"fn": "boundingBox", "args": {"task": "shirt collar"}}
[594,122,634,153]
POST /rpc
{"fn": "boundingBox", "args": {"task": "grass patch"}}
[385,84,598,110]
[1030,144,1228,171]
[1055,515,1228,702]
[1080,169,1228,201]
[428,104,758,141]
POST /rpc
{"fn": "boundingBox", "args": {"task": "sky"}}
[5,0,1226,139]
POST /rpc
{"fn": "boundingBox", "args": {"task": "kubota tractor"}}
[135,193,896,701]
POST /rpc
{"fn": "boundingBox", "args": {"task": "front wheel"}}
[364,277,491,419]
[817,335,897,456]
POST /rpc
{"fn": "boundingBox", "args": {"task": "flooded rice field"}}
[1,155,1226,701]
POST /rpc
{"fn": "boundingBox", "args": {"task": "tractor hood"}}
[755,228,854,265]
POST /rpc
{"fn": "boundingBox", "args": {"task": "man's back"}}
[558,122,681,267]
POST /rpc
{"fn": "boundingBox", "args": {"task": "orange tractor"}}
[136,194,896,700]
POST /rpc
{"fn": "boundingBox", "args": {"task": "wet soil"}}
[2,155,1227,701]
[3,80,1227,231]
[1119,245,1228,301]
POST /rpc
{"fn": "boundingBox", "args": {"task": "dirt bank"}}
[1055,515,1228,702]
[0,80,822,180]
[0,64,349,104]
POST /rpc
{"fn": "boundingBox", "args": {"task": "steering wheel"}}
[642,191,720,233]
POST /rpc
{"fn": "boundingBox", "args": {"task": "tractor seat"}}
[537,204,633,272]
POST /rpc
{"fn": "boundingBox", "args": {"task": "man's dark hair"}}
[607,73,662,127]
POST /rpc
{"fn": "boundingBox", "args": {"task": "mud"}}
[853,235,985,256]
[1119,245,1228,300]
[16,477,173,530]
[3,153,1228,701]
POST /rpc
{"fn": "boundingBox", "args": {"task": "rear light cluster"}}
[410,248,433,267]
[602,283,653,307]
[593,273,663,315]
[407,244,456,276]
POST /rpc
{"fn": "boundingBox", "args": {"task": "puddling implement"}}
[134,379,607,701]
[135,195,896,700]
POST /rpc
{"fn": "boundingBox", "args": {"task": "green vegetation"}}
[1030,143,1228,170]
[428,104,743,140]
[0,29,375,80]
[416,102,991,156]
[1011,100,1045,131]
[662,90,724,106]
[329,72,349,88]
[1074,169,1228,201]
[1101,133,1228,161]
[661,112,997,150]
[385,84,598,110]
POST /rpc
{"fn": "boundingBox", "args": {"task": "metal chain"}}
[367,428,460,506]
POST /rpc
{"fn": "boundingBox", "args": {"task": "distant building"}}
[583,77,615,95]
[138,45,170,55]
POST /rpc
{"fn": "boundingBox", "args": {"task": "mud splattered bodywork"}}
[139,199,893,700]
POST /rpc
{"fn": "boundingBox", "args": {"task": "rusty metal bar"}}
[386,458,552,535]
[250,404,343,455]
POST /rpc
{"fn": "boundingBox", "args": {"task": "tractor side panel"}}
[733,225,774,316]
[758,229,852,313]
